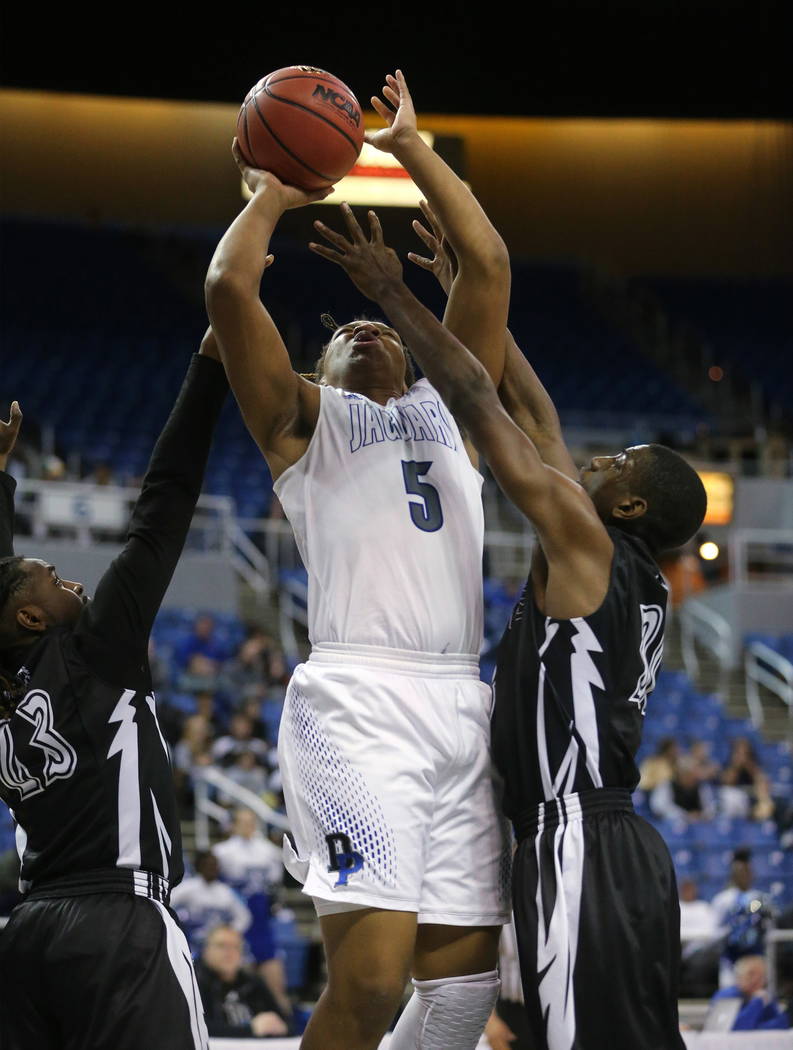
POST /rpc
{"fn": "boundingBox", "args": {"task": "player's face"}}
[579,445,649,504]
[323,320,407,392]
[20,559,88,628]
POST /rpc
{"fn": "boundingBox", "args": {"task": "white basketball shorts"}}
[277,643,512,926]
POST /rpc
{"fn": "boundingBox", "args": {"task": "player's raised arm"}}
[410,204,579,481]
[311,206,613,616]
[0,401,23,558]
[205,143,329,477]
[367,70,510,386]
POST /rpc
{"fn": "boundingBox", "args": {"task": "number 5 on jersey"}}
[402,460,444,533]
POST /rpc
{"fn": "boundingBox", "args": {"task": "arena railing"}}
[193,766,290,852]
[14,479,271,598]
[680,599,733,698]
[745,642,793,731]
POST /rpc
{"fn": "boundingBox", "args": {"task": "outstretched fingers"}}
[312,217,351,253]
[339,202,367,244]
[412,218,439,253]
[370,95,394,126]
[419,198,445,241]
[308,241,346,265]
[367,210,385,245]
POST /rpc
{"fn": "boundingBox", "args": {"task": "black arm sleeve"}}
[0,472,17,559]
[72,355,228,685]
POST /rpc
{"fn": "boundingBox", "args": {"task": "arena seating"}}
[3,217,704,519]
[643,276,793,411]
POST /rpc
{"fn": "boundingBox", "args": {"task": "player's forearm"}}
[501,331,563,435]
[206,188,282,300]
[393,135,508,273]
[377,281,492,420]
[499,332,579,479]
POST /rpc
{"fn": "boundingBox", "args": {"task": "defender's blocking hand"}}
[310,204,404,302]
[0,401,22,469]
[408,199,458,295]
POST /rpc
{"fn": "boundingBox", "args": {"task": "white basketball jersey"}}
[274,380,484,656]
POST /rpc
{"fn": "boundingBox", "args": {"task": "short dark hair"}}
[314,315,417,389]
[620,445,707,554]
[0,556,29,643]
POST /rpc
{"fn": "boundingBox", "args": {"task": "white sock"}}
[388,969,500,1050]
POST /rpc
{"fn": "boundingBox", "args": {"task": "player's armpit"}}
[206,283,320,476]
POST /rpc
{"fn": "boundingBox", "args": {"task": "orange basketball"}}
[236,66,365,191]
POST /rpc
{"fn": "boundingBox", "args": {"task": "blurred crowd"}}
[640,736,777,825]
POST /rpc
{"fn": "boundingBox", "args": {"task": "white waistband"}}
[309,642,480,678]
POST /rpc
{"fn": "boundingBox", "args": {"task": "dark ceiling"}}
[2,2,789,119]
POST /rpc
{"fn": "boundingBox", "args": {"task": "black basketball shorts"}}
[0,892,208,1050]
[512,789,686,1050]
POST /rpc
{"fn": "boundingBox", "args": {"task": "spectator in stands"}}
[195,924,290,1038]
[170,850,251,954]
[222,626,289,696]
[173,713,215,804]
[650,755,716,822]
[679,879,722,998]
[175,613,229,669]
[212,712,270,769]
[712,849,775,988]
[194,689,224,734]
[87,461,116,486]
[217,750,270,805]
[720,737,774,820]
[178,652,221,695]
[680,878,719,954]
[687,738,721,785]
[214,807,290,1018]
[639,737,679,791]
[709,955,790,1030]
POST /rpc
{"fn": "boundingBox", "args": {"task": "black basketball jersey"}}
[491,528,668,822]
[0,354,228,900]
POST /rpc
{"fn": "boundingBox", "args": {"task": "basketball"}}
[236,66,365,191]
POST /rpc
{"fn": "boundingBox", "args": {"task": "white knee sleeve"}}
[389,969,500,1050]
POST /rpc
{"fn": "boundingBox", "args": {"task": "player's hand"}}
[366,69,419,155]
[408,199,459,296]
[483,1009,517,1050]
[0,401,22,470]
[310,204,404,302]
[232,140,332,211]
[250,1011,289,1036]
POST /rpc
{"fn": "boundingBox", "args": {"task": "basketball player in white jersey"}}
[206,71,512,1050]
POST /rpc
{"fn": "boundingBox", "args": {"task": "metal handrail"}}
[730,527,793,586]
[745,641,793,730]
[193,767,289,852]
[15,478,271,599]
[679,599,733,696]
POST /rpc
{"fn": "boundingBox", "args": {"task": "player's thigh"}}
[419,679,512,928]
[413,922,501,980]
[0,903,60,1050]
[2,895,205,1050]
[320,906,417,1006]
